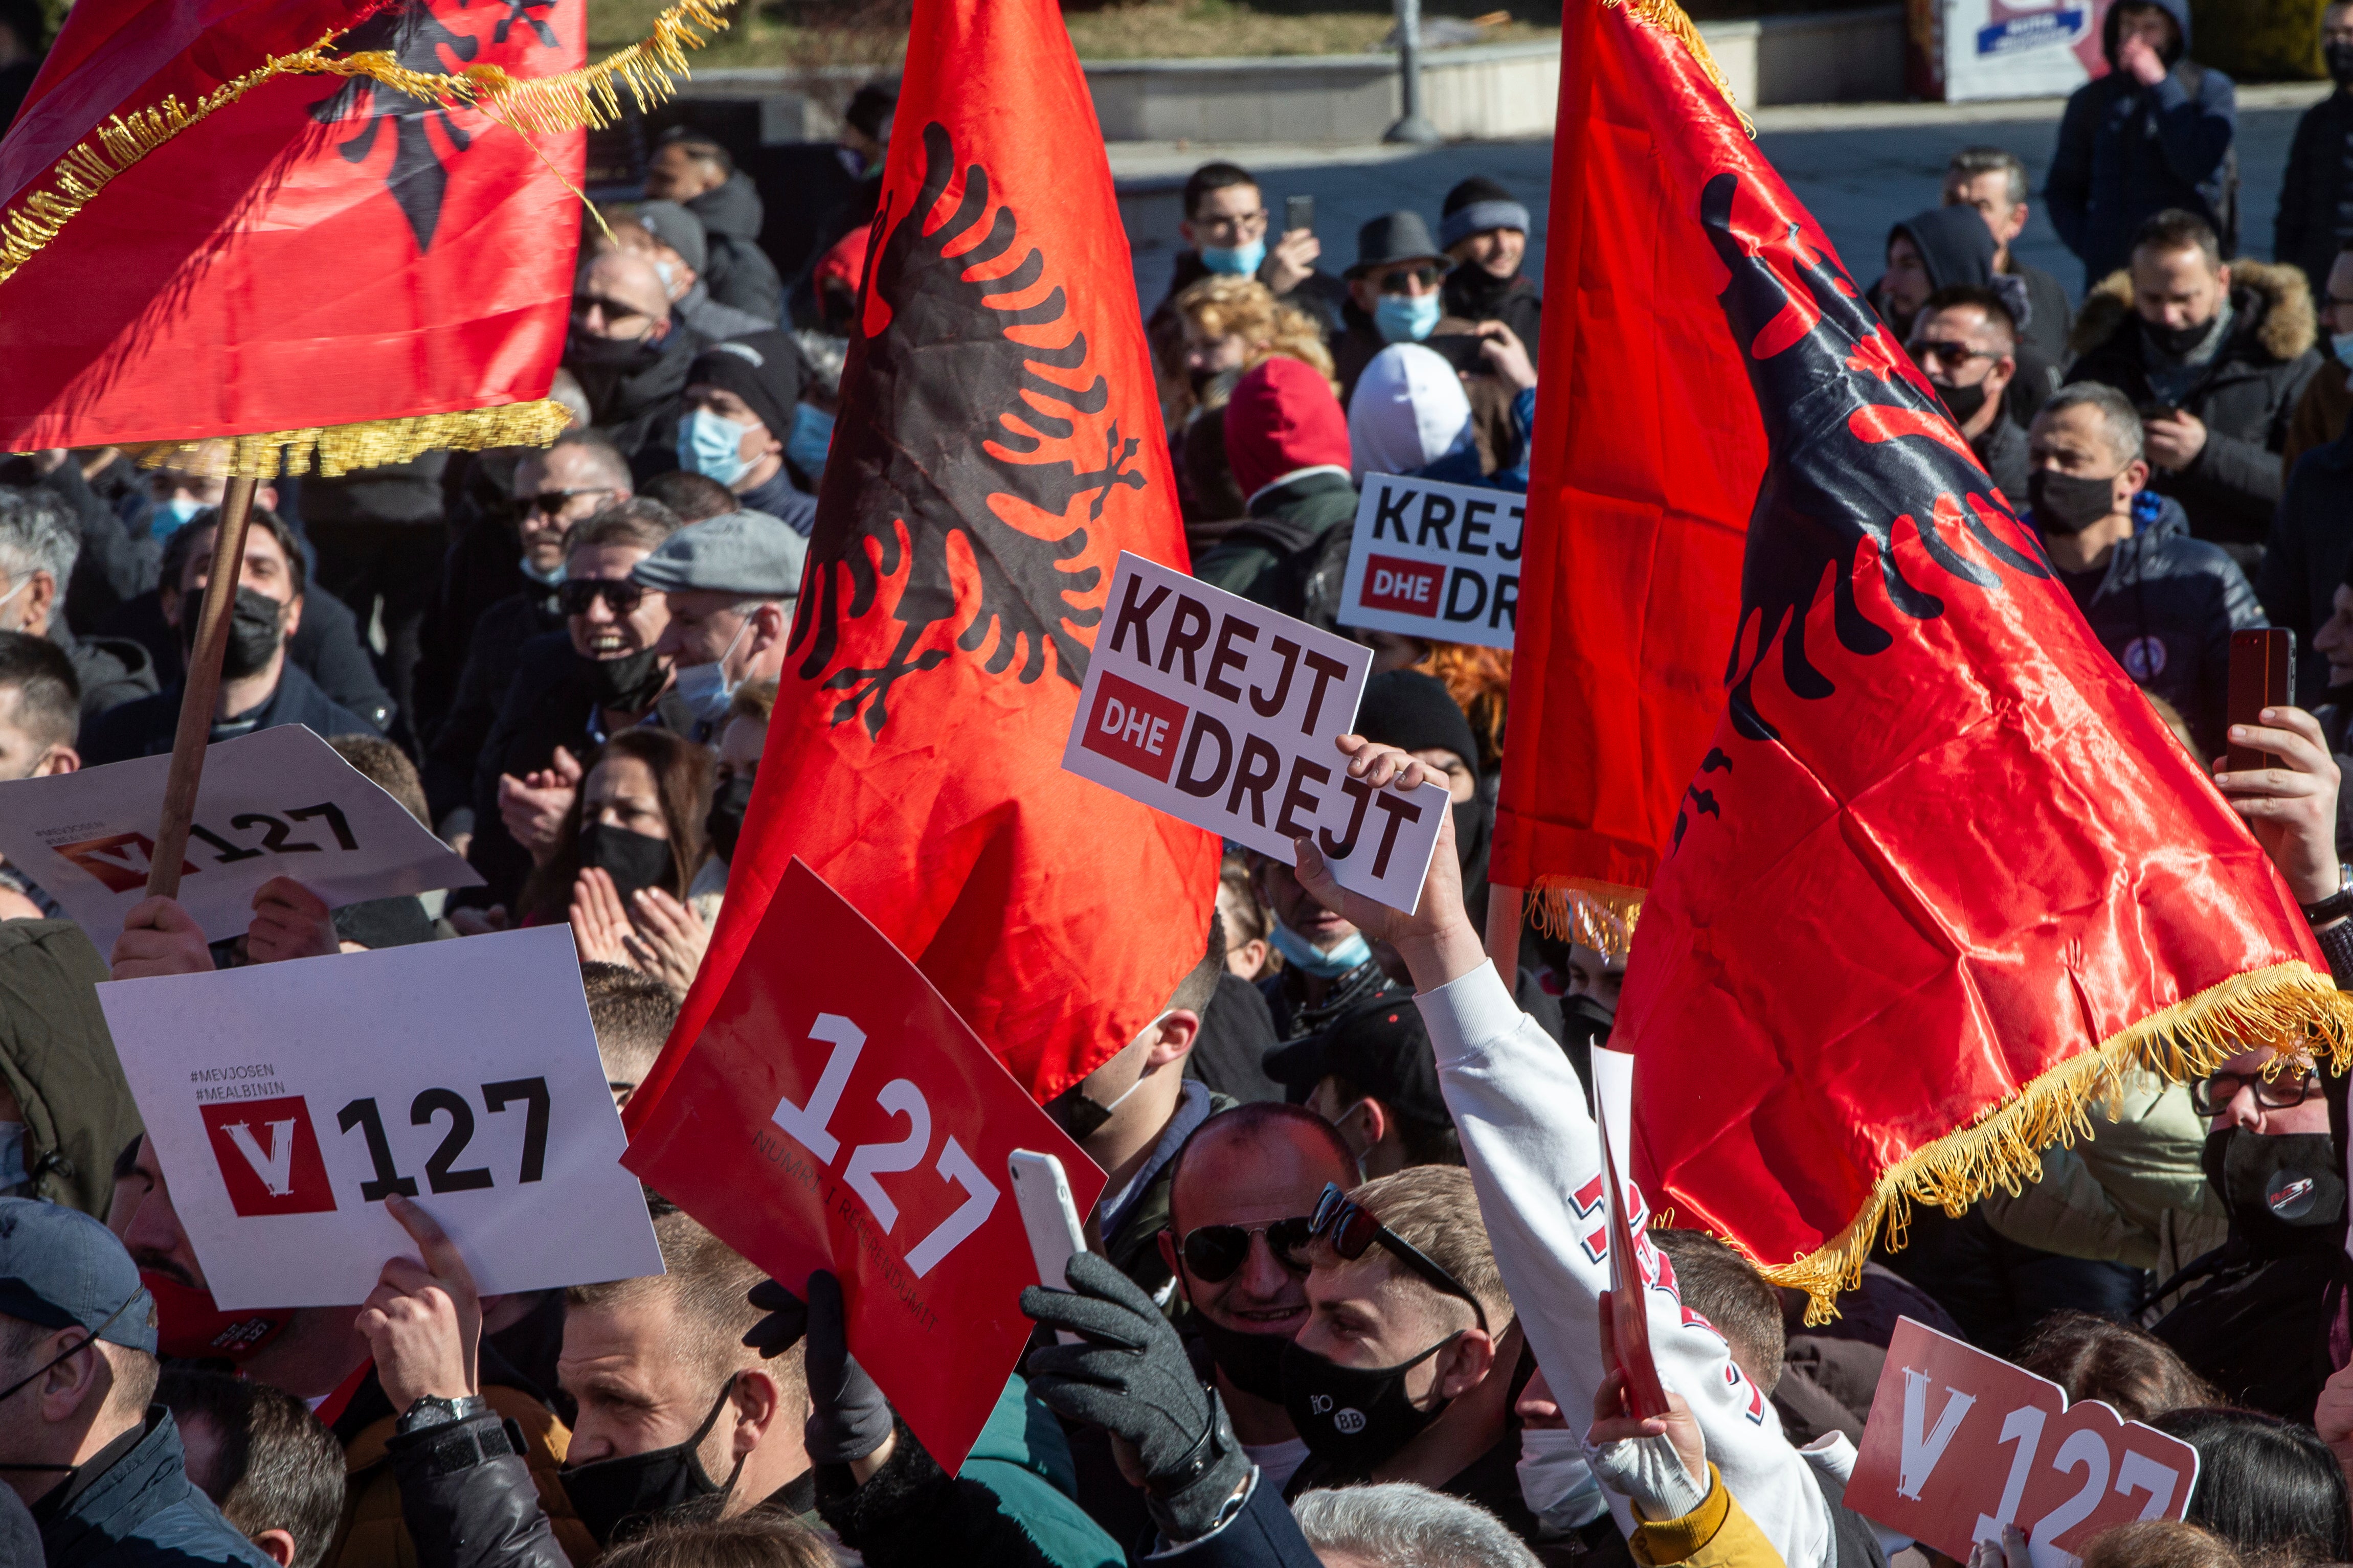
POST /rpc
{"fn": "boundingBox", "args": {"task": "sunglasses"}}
[557,578,647,617]
[2191,1065,2322,1118]
[1178,1217,1316,1284]
[1377,265,1443,294]
[526,487,611,517]
[1912,339,1995,368]
[1281,1182,1489,1330]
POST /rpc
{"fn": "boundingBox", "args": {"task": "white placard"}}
[1591,1045,1635,1184]
[1062,552,1450,913]
[1335,473,1522,651]
[0,724,481,944]
[1917,0,2117,102]
[99,926,662,1309]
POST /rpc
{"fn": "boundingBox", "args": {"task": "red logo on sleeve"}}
[1081,672,1189,783]
[201,1098,337,1216]
[1360,555,1443,616]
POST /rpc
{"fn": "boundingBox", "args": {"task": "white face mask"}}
[1516,1426,1610,1530]
[0,575,26,631]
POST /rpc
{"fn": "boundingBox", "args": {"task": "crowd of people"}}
[18,4,2353,1563]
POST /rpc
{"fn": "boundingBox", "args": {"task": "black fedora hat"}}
[1347,211,1456,279]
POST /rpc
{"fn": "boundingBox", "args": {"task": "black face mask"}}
[1936,378,1989,427]
[579,824,677,906]
[558,1378,739,1547]
[181,586,286,681]
[2202,1126,2347,1254]
[565,327,665,371]
[706,774,755,866]
[1042,1084,1114,1141]
[2027,469,2119,537]
[2142,315,2216,358]
[1280,1334,1458,1473]
[2330,40,2353,85]
[1194,1314,1293,1403]
[577,648,670,713]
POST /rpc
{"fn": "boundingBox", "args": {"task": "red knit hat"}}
[1222,357,1351,506]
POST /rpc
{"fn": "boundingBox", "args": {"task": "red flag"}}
[626,0,1219,1117]
[1564,0,2353,1314]
[1489,1,1755,953]
[0,0,720,463]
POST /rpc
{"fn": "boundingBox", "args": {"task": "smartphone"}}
[2137,401,2182,423]
[1009,1150,1089,1343]
[1421,333,1490,374]
[2226,627,2296,771]
[1285,194,1314,236]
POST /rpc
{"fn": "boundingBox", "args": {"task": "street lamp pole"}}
[1385,0,1443,144]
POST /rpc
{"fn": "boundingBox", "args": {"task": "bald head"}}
[575,250,673,343]
[1169,1102,1356,1237]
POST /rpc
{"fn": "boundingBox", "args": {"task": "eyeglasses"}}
[526,487,612,517]
[2191,1065,2322,1118]
[1178,1218,1317,1284]
[1913,339,1996,368]
[557,578,647,617]
[1281,1183,1489,1330]
[1193,209,1269,240]
[1376,265,1443,294]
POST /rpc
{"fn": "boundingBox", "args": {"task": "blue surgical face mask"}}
[519,555,566,588]
[2333,330,2353,370]
[1268,919,1373,979]
[1200,239,1267,277]
[678,408,756,489]
[672,617,751,726]
[154,495,206,538]
[1375,292,1442,344]
[788,403,835,485]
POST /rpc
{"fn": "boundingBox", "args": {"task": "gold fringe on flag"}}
[1603,0,1755,135]
[1531,875,1644,959]
[1755,962,2353,1324]
[126,400,574,480]
[0,0,738,292]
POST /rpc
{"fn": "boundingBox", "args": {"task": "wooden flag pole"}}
[145,475,260,900]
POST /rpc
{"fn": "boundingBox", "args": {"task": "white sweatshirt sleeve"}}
[1419,960,1832,1568]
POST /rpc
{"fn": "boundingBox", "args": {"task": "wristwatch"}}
[396,1393,488,1435]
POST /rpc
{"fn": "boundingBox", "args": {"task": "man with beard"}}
[81,509,377,765]
[1437,177,1541,350]
[462,504,691,914]
[1158,1104,1360,1498]
[566,250,708,478]
[1910,285,2028,503]
[2026,383,2262,759]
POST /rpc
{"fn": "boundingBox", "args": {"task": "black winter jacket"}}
[2256,418,2353,695]
[49,619,156,721]
[2275,86,2353,301]
[384,1413,568,1568]
[2041,494,2266,757]
[423,587,563,836]
[2064,262,2322,547]
[686,173,785,322]
[102,580,395,733]
[37,1411,276,1568]
[80,659,381,766]
[1441,266,1542,350]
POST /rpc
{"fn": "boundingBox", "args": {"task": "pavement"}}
[1108,80,2333,308]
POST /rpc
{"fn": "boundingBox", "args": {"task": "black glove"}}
[803,1270,894,1464]
[1020,1252,1248,1543]
[744,1278,808,1358]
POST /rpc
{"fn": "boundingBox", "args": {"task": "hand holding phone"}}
[1284,194,1314,236]
[2226,628,2295,772]
[1010,1150,1089,1344]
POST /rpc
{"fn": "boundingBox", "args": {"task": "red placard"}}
[622,857,1108,1471]
[1595,1093,1669,1420]
[1847,1317,2201,1561]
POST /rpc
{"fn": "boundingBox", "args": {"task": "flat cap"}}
[0,1197,156,1355]
[631,509,810,599]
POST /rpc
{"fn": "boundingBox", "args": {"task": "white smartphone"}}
[1009,1149,1089,1344]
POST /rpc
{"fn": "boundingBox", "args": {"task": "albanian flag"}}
[0,0,715,465]
[1489,3,1755,955]
[1577,0,2353,1314]
[624,0,1219,1114]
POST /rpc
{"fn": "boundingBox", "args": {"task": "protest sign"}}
[1847,1316,2200,1561]
[0,725,481,942]
[623,856,1109,1473]
[1062,552,1451,912]
[1595,1090,1668,1419]
[1336,474,1522,651]
[99,926,659,1309]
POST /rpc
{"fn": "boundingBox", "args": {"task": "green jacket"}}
[0,919,142,1218]
[1978,1072,2227,1273]
[1193,473,1359,617]
[961,1376,1124,1568]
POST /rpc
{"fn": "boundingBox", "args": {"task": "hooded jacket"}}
[1196,358,1358,612]
[2064,261,2321,546]
[2274,84,2353,302]
[37,1410,276,1568]
[682,172,784,322]
[1868,206,2057,425]
[2035,490,2264,757]
[0,919,142,1219]
[48,618,156,720]
[2045,0,2237,285]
